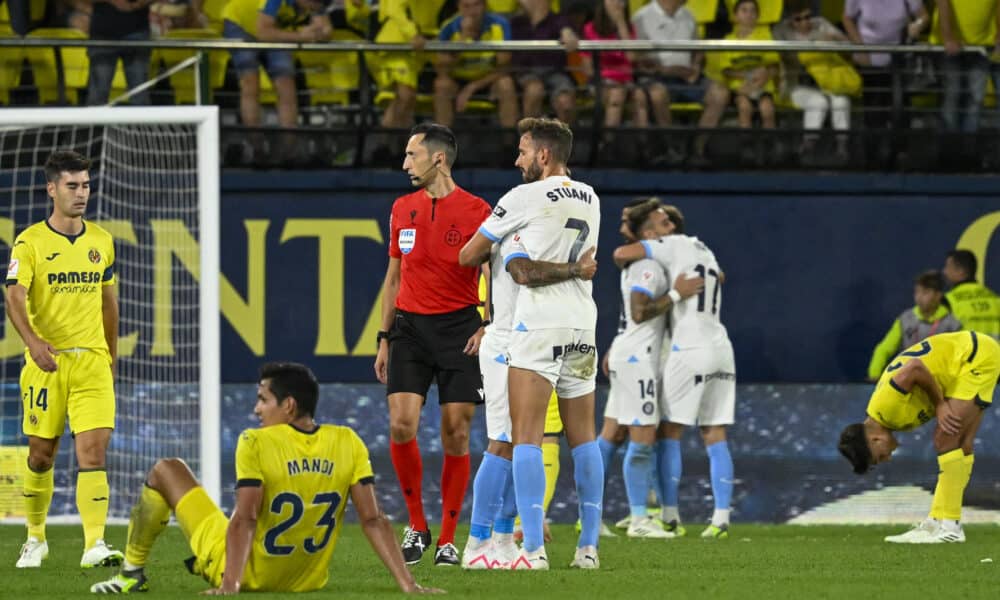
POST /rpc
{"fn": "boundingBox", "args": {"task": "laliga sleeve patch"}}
[398,228,416,254]
[6,258,18,278]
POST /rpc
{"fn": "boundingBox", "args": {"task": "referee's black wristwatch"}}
[376,330,390,348]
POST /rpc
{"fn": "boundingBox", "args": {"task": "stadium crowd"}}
[2,0,999,139]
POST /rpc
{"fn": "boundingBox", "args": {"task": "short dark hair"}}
[661,204,685,234]
[626,197,662,237]
[734,0,759,13]
[946,250,977,280]
[914,269,945,292]
[44,151,90,183]
[838,423,871,475]
[410,122,458,167]
[259,362,320,418]
[784,0,811,15]
[518,117,573,165]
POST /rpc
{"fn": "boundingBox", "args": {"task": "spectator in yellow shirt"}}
[434,0,519,127]
[933,0,1000,132]
[721,0,780,130]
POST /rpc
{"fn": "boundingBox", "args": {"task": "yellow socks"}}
[124,485,171,568]
[542,441,560,512]
[77,469,110,550]
[929,449,973,522]
[23,461,54,542]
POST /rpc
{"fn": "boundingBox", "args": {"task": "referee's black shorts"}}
[387,305,484,405]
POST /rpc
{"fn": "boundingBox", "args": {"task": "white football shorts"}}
[661,341,736,426]
[507,328,597,398]
[479,328,512,442]
[608,358,661,426]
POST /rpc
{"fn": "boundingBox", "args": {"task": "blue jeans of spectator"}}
[87,31,152,105]
[940,53,989,133]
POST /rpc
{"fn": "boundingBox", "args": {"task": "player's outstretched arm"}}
[4,284,57,372]
[459,231,493,267]
[350,481,444,594]
[613,242,646,268]
[203,486,262,595]
[630,274,704,323]
[507,247,597,288]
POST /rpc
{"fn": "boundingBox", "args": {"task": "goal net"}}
[0,107,220,522]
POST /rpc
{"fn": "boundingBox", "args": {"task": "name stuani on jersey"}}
[546,185,593,204]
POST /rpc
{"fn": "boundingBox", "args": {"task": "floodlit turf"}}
[2,523,998,598]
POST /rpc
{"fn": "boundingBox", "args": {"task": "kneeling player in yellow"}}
[839,331,999,543]
[91,363,440,594]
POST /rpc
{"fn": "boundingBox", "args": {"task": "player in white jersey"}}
[458,226,595,569]
[613,204,736,539]
[606,200,703,539]
[460,118,603,570]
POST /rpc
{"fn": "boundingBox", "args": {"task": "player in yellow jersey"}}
[91,362,441,594]
[839,331,1000,543]
[6,151,123,570]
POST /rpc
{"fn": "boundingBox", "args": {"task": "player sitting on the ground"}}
[91,362,440,594]
[839,331,1000,543]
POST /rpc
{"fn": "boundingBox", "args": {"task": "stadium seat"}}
[687,0,720,37]
[25,28,90,104]
[488,0,559,14]
[373,91,497,116]
[725,0,783,24]
[201,0,229,34]
[0,23,21,105]
[296,29,363,106]
[154,28,229,104]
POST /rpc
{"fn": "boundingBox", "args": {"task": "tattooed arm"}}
[507,248,597,288]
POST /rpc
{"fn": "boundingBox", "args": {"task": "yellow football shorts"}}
[20,348,114,438]
[368,52,426,91]
[953,332,999,406]
[176,487,227,588]
[544,390,563,437]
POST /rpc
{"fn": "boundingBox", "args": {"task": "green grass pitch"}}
[2,524,998,598]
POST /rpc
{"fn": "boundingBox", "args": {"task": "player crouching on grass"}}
[91,362,441,595]
[839,331,1000,544]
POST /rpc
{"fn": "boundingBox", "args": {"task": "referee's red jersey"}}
[389,185,492,315]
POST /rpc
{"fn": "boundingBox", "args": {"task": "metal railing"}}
[2,37,997,171]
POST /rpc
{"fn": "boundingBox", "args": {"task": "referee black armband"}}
[481,319,491,328]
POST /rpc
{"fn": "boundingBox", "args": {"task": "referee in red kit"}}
[374,123,492,567]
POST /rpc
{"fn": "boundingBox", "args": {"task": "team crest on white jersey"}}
[399,228,416,254]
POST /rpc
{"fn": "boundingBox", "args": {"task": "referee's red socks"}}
[439,453,471,546]
[390,439,428,532]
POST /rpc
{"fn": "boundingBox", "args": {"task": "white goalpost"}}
[0,106,220,521]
